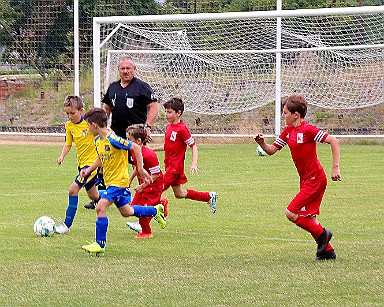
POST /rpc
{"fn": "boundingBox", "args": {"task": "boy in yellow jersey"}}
[56,95,101,234]
[80,108,166,256]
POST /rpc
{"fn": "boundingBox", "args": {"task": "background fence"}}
[1,0,383,137]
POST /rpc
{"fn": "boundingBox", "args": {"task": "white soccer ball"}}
[256,145,268,156]
[34,216,56,237]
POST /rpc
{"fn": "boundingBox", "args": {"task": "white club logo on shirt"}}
[297,133,303,143]
[170,131,177,141]
[126,98,134,108]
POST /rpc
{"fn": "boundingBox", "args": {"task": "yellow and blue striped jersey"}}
[94,132,133,188]
[65,116,98,168]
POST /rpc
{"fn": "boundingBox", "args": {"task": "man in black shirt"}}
[103,56,158,140]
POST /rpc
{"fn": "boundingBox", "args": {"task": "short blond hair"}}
[63,95,83,110]
[127,124,147,144]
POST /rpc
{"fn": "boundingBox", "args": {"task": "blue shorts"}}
[75,166,101,191]
[100,186,132,208]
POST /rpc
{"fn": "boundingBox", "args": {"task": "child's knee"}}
[95,202,107,216]
[285,209,296,222]
[119,204,133,217]
[174,190,187,199]
[95,207,103,216]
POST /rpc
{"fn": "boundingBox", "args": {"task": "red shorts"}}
[287,177,327,217]
[163,172,188,191]
[131,186,161,207]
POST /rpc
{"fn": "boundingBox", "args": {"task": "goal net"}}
[94,6,384,133]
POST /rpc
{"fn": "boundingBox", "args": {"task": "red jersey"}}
[131,145,163,191]
[164,120,195,174]
[273,121,328,182]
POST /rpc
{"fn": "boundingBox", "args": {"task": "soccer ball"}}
[34,216,56,237]
[256,145,268,156]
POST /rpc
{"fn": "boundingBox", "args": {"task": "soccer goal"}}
[93,5,384,137]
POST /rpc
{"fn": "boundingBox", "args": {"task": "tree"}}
[78,0,162,67]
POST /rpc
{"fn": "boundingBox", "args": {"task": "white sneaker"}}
[126,221,142,233]
[55,222,70,234]
[208,192,218,214]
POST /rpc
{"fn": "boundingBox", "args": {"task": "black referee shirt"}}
[102,77,157,138]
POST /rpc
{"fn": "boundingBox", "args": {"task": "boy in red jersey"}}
[153,96,217,213]
[125,124,168,239]
[253,94,341,260]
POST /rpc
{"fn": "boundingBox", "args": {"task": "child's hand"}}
[190,164,199,175]
[57,156,64,165]
[134,184,145,193]
[138,168,152,185]
[145,128,152,143]
[253,133,264,144]
[79,168,89,178]
[331,167,341,181]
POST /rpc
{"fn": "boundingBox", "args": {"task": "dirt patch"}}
[0,133,63,145]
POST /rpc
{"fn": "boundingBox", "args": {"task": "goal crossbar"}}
[94,5,384,24]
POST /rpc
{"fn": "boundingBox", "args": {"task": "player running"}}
[153,96,218,213]
[253,94,340,260]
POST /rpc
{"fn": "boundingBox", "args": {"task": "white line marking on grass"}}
[3,191,62,197]
[4,224,381,246]
[115,227,384,245]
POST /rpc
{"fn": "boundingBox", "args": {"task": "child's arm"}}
[152,144,164,152]
[324,135,341,181]
[109,133,152,184]
[189,144,199,174]
[129,168,138,187]
[130,143,152,184]
[134,173,160,193]
[253,134,278,155]
[57,145,71,165]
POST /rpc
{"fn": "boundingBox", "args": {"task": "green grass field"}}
[0,143,383,306]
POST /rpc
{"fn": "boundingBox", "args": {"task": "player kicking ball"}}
[253,94,341,260]
[80,108,166,256]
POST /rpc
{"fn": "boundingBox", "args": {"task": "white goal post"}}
[93,5,384,137]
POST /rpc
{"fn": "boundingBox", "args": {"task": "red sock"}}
[139,217,152,234]
[295,216,324,241]
[186,189,210,202]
